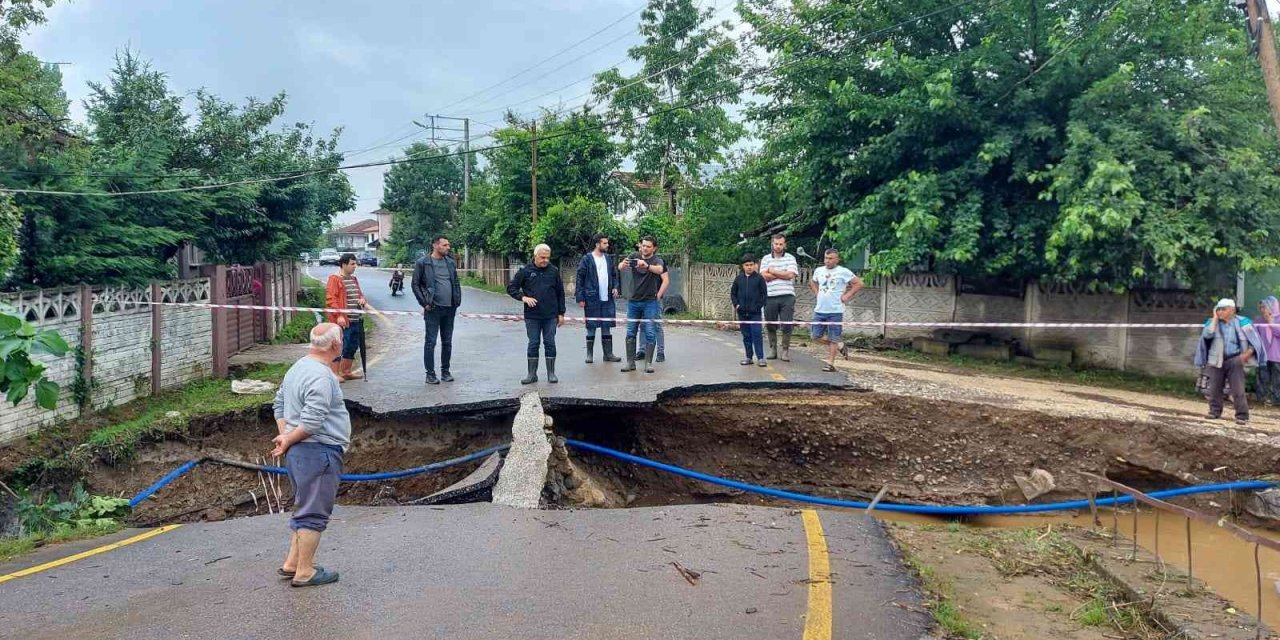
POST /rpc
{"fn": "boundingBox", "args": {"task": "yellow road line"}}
[0,524,182,585]
[801,510,833,640]
[770,372,786,381]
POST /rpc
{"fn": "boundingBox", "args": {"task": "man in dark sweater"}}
[618,235,665,373]
[412,235,463,385]
[507,243,566,384]
[730,256,769,366]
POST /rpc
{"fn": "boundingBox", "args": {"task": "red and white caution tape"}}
[133,300,1221,329]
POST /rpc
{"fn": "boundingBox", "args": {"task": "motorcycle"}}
[390,269,405,296]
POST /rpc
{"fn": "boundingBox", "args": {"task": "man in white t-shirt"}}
[760,233,799,361]
[808,248,862,372]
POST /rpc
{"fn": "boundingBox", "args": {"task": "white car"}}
[318,249,341,266]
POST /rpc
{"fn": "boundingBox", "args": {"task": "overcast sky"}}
[22,0,743,224]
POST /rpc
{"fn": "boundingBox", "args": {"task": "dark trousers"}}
[1206,355,1249,420]
[525,317,558,358]
[423,306,457,373]
[739,310,765,360]
[764,295,796,337]
[1258,362,1280,403]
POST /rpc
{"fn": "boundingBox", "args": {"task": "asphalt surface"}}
[309,265,854,415]
[0,504,929,640]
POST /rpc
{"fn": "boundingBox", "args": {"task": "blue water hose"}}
[128,444,511,507]
[564,439,1276,516]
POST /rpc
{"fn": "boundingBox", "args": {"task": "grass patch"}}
[0,520,123,563]
[876,349,1198,399]
[899,546,986,639]
[274,281,326,345]
[461,275,508,295]
[949,525,1162,637]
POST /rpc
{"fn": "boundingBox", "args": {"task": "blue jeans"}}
[340,319,362,360]
[626,299,660,346]
[738,310,765,360]
[637,316,665,355]
[525,317,558,358]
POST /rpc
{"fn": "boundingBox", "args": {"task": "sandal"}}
[821,364,837,372]
[291,566,340,587]
[278,568,295,579]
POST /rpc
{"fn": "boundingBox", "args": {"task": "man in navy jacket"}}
[575,234,622,364]
[508,244,567,384]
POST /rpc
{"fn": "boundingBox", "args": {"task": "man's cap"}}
[1215,298,1236,309]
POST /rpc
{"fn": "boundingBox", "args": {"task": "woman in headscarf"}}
[1256,296,1280,405]
[1194,298,1268,425]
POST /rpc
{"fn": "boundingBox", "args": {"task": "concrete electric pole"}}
[1244,0,1280,143]
[530,121,539,225]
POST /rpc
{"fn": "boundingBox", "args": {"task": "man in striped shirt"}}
[760,234,799,361]
[324,253,366,381]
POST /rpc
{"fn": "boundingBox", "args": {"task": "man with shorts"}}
[760,233,799,361]
[808,248,862,372]
[576,234,622,364]
[271,323,351,587]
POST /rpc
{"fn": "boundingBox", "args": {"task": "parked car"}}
[357,253,378,267]
[318,249,341,266]
[299,251,311,264]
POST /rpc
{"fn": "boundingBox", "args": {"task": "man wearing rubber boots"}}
[271,323,351,588]
[508,244,567,384]
[619,235,665,373]
[760,233,798,361]
[575,234,622,364]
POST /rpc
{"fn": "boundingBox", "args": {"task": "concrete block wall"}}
[0,279,215,444]
[686,261,1206,376]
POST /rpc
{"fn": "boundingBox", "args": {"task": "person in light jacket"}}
[1194,298,1267,426]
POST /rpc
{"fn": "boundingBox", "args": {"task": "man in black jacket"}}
[412,235,463,385]
[575,234,622,364]
[507,244,566,384]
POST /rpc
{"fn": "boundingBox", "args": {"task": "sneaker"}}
[440,371,454,383]
[1204,412,1220,420]
[1236,418,1250,426]
[656,352,666,363]
[756,360,767,368]
[740,359,753,366]
[425,372,440,385]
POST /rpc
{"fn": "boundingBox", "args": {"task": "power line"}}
[439,2,646,113]
[1,0,1001,197]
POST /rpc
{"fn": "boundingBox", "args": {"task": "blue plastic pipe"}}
[127,444,511,507]
[564,439,1276,516]
[129,458,202,508]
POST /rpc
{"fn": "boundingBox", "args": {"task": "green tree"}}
[742,0,1280,290]
[381,142,465,264]
[531,196,633,259]
[593,0,743,208]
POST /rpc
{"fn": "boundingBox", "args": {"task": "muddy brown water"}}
[879,510,1280,630]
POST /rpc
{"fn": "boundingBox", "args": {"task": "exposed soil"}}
[9,408,512,526]
[549,388,1280,514]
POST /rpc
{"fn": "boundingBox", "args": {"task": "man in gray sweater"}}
[271,322,352,587]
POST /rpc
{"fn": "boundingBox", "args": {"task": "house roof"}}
[332,219,380,235]
[369,208,393,217]
[610,171,658,192]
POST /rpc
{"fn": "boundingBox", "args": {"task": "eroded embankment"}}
[547,388,1280,515]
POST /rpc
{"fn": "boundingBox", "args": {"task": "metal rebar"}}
[1132,503,1140,561]
[1186,516,1193,591]
[1088,491,1099,528]
[1112,490,1119,546]
[1256,544,1263,640]
[1154,508,1163,573]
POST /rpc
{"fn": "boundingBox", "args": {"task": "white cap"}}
[1215,298,1236,309]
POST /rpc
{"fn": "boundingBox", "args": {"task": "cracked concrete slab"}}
[492,393,553,509]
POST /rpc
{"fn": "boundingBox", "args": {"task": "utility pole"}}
[530,121,539,225]
[1245,0,1280,143]
[462,117,471,203]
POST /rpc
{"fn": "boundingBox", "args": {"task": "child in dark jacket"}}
[730,256,769,366]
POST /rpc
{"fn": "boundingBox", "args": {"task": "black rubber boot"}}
[546,357,558,383]
[621,337,637,372]
[601,336,621,362]
[585,337,595,364]
[521,358,539,385]
[643,345,655,373]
